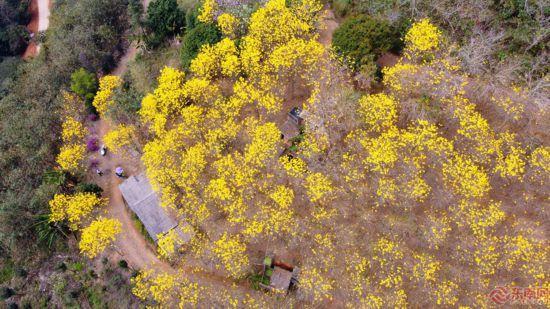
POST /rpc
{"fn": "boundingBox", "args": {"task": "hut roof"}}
[119,174,178,242]
[270,266,293,291]
[280,119,300,140]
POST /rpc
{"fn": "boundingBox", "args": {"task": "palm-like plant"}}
[33,213,68,249]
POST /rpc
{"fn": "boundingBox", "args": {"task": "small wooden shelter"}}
[260,255,300,292]
[280,107,304,142]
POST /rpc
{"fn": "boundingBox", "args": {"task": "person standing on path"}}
[115,167,125,178]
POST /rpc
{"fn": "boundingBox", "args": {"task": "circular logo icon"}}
[489,286,510,305]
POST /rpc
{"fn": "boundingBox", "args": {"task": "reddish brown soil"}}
[319,7,339,47]
[22,42,38,59]
[22,0,39,59]
[26,0,39,34]
[377,52,400,68]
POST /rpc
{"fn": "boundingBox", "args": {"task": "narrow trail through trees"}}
[319,7,338,47]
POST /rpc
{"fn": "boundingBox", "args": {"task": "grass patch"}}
[247,273,270,290]
[0,260,15,284]
[68,261,84,272]
[129,45,182,94]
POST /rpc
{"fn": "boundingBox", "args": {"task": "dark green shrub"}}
[128,0,144,30]
[56,262,67,272]
[88,269,97,278]
[35,213,67,249]
[42,170,67,186]
[0,57,22,91]
[185,6,200,31]
[21,301,32,309]
[15,267,27,278]
[247,273,269,290]
[180,22,221,69]
[109,273,124,286]
[69,262,84,272]
[76,183,103,196]
[0,25,29,57]
[7,302,18,309]
[86,285,105,308]
[69,289,80,299]
[0,0,30,57]
[0,260,15,283]
[118,260,128,269]
[332,15,402,71]
[0,287,15,300]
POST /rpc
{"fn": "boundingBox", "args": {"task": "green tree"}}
[144,0,185,48]
[70,68,98,103]
[0,0,30,58]
[332,15,402,71]
[180,22,221,69]
[128,0,144,31]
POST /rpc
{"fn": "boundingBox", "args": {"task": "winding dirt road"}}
[88,0,172,272]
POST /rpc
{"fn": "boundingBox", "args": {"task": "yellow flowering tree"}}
[217,13,239,37]
[92,75,122,116]
[124,0,549,306]
[494,133,526,179]
[433,280,459,306]
[56,143,86,173]
[79,217,121,258]
[358,93,398,133]
[300,265,335,303]
[103,124,137,155]
[61,117,87,143]
[528,146,549,184]
[370,237,405,289]
[57,90,88,173]
[197,0,216,23]
[139,67,193,136]
[133,270,201,306]
[442,154,490,199]
[305,172,334,203]
[190,38,240,79]
[49,193,106,230]
[404,18,442,55]
[244,122,281,167]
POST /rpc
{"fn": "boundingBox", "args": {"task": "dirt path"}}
[89,119,171,272]
[87,0,172,272]
[22,0,51,59]
[319,7,339,47]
